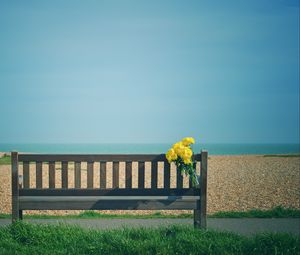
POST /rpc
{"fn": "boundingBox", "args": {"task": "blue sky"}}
[0,0,299,143]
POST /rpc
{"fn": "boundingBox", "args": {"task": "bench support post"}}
[194,150,208,229]
[12,151,20,223]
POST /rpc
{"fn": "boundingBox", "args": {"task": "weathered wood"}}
[20,196,200,201]
[164,161,170,189]
[100,162,106,189]
[11,152,19,222]
[49,161,55,189]
[112,162,119,188]
[199,150,208,228]
[23,161,30,189]
[13,151,206,228]
[87,162,94,188]
[74,162,81,188]
[20,188,199,196]
[62,161,68,189]
[125,161,132,188]
[18,154,201,162]
[19,198,197,210]
[176,166,183,189]
[190,161,197,188]
[138,161,145,188]
[36,162,43,189]
[19,210,23,220]
[194,205,200,228]
[151,161,158,189]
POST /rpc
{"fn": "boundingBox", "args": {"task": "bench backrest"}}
[11,151,208,228]
[12,152,207,197]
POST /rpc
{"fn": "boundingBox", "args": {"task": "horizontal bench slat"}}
[19,188,199,196]
[19,199,197,210]
[18,154,201,162]
[19,196,200,201]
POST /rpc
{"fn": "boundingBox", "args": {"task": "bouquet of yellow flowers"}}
[166,137,199,186]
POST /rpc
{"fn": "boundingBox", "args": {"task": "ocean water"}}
[0,143,299,155]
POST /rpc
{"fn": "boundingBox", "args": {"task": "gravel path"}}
[0,218,299,236]
[0,155,299,215]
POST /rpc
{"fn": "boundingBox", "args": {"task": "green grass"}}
[263,154,300,158]
[0,221,299,255]
[0,206,299,220]
[0,155,11,165]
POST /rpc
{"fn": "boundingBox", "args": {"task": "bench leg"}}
[194,209,201,228]
[19,210,23,220]
[194,202,206,229]
[12,199,22,222]
[12,201,20,223]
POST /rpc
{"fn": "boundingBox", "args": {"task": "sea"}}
[0,143,299,155]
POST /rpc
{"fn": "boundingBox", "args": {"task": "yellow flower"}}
[166,148,177,163]
[184,147,193,157]
[179,147,193,165]
[183,157,192,165]
[181,137,195,146]
[172,142,186,158]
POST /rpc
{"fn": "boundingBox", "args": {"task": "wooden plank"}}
[19,199,197,210]
[100,162,106,189]
[36,162,43,189]
[74,162,81,188]
[11,152,19,222]
[112,162,119,188]
[87,162,94,188]
[125,161,132,188]
[61,161,68,189]
[176,166,183,189]
[194,205,201,228]
[23,161,30,189]
[138,161,145,189]
[19,210,23,220]
[151,161,158,189]
[19,188,199,197]
[19,154,201,162]
[199,150,208,229]
[20,196,200,201]
[49,161,55,189]
[190,161,197,188]
[164,161,170,189]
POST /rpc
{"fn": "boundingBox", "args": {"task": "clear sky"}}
[0,0,299,144]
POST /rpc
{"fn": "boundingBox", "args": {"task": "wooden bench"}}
[11,151,208,228]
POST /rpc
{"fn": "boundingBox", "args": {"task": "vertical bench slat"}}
[36,162,43,189]
[87,162,94,188]
[138,161,145,189]
[125,161,132,188]
[112,162,119,188]
[75,162,81,188]
[62,161,68,189]
[164,161,170,189]
[176,166,183,189]
[151,161,158,189]
[189,161,197,187]
[100,162,106,189]
[23,161,30,189]
[49,161,55,189]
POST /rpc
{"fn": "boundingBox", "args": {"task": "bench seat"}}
[19,196,200,210]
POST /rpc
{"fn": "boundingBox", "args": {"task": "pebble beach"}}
[0,155,299,216]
